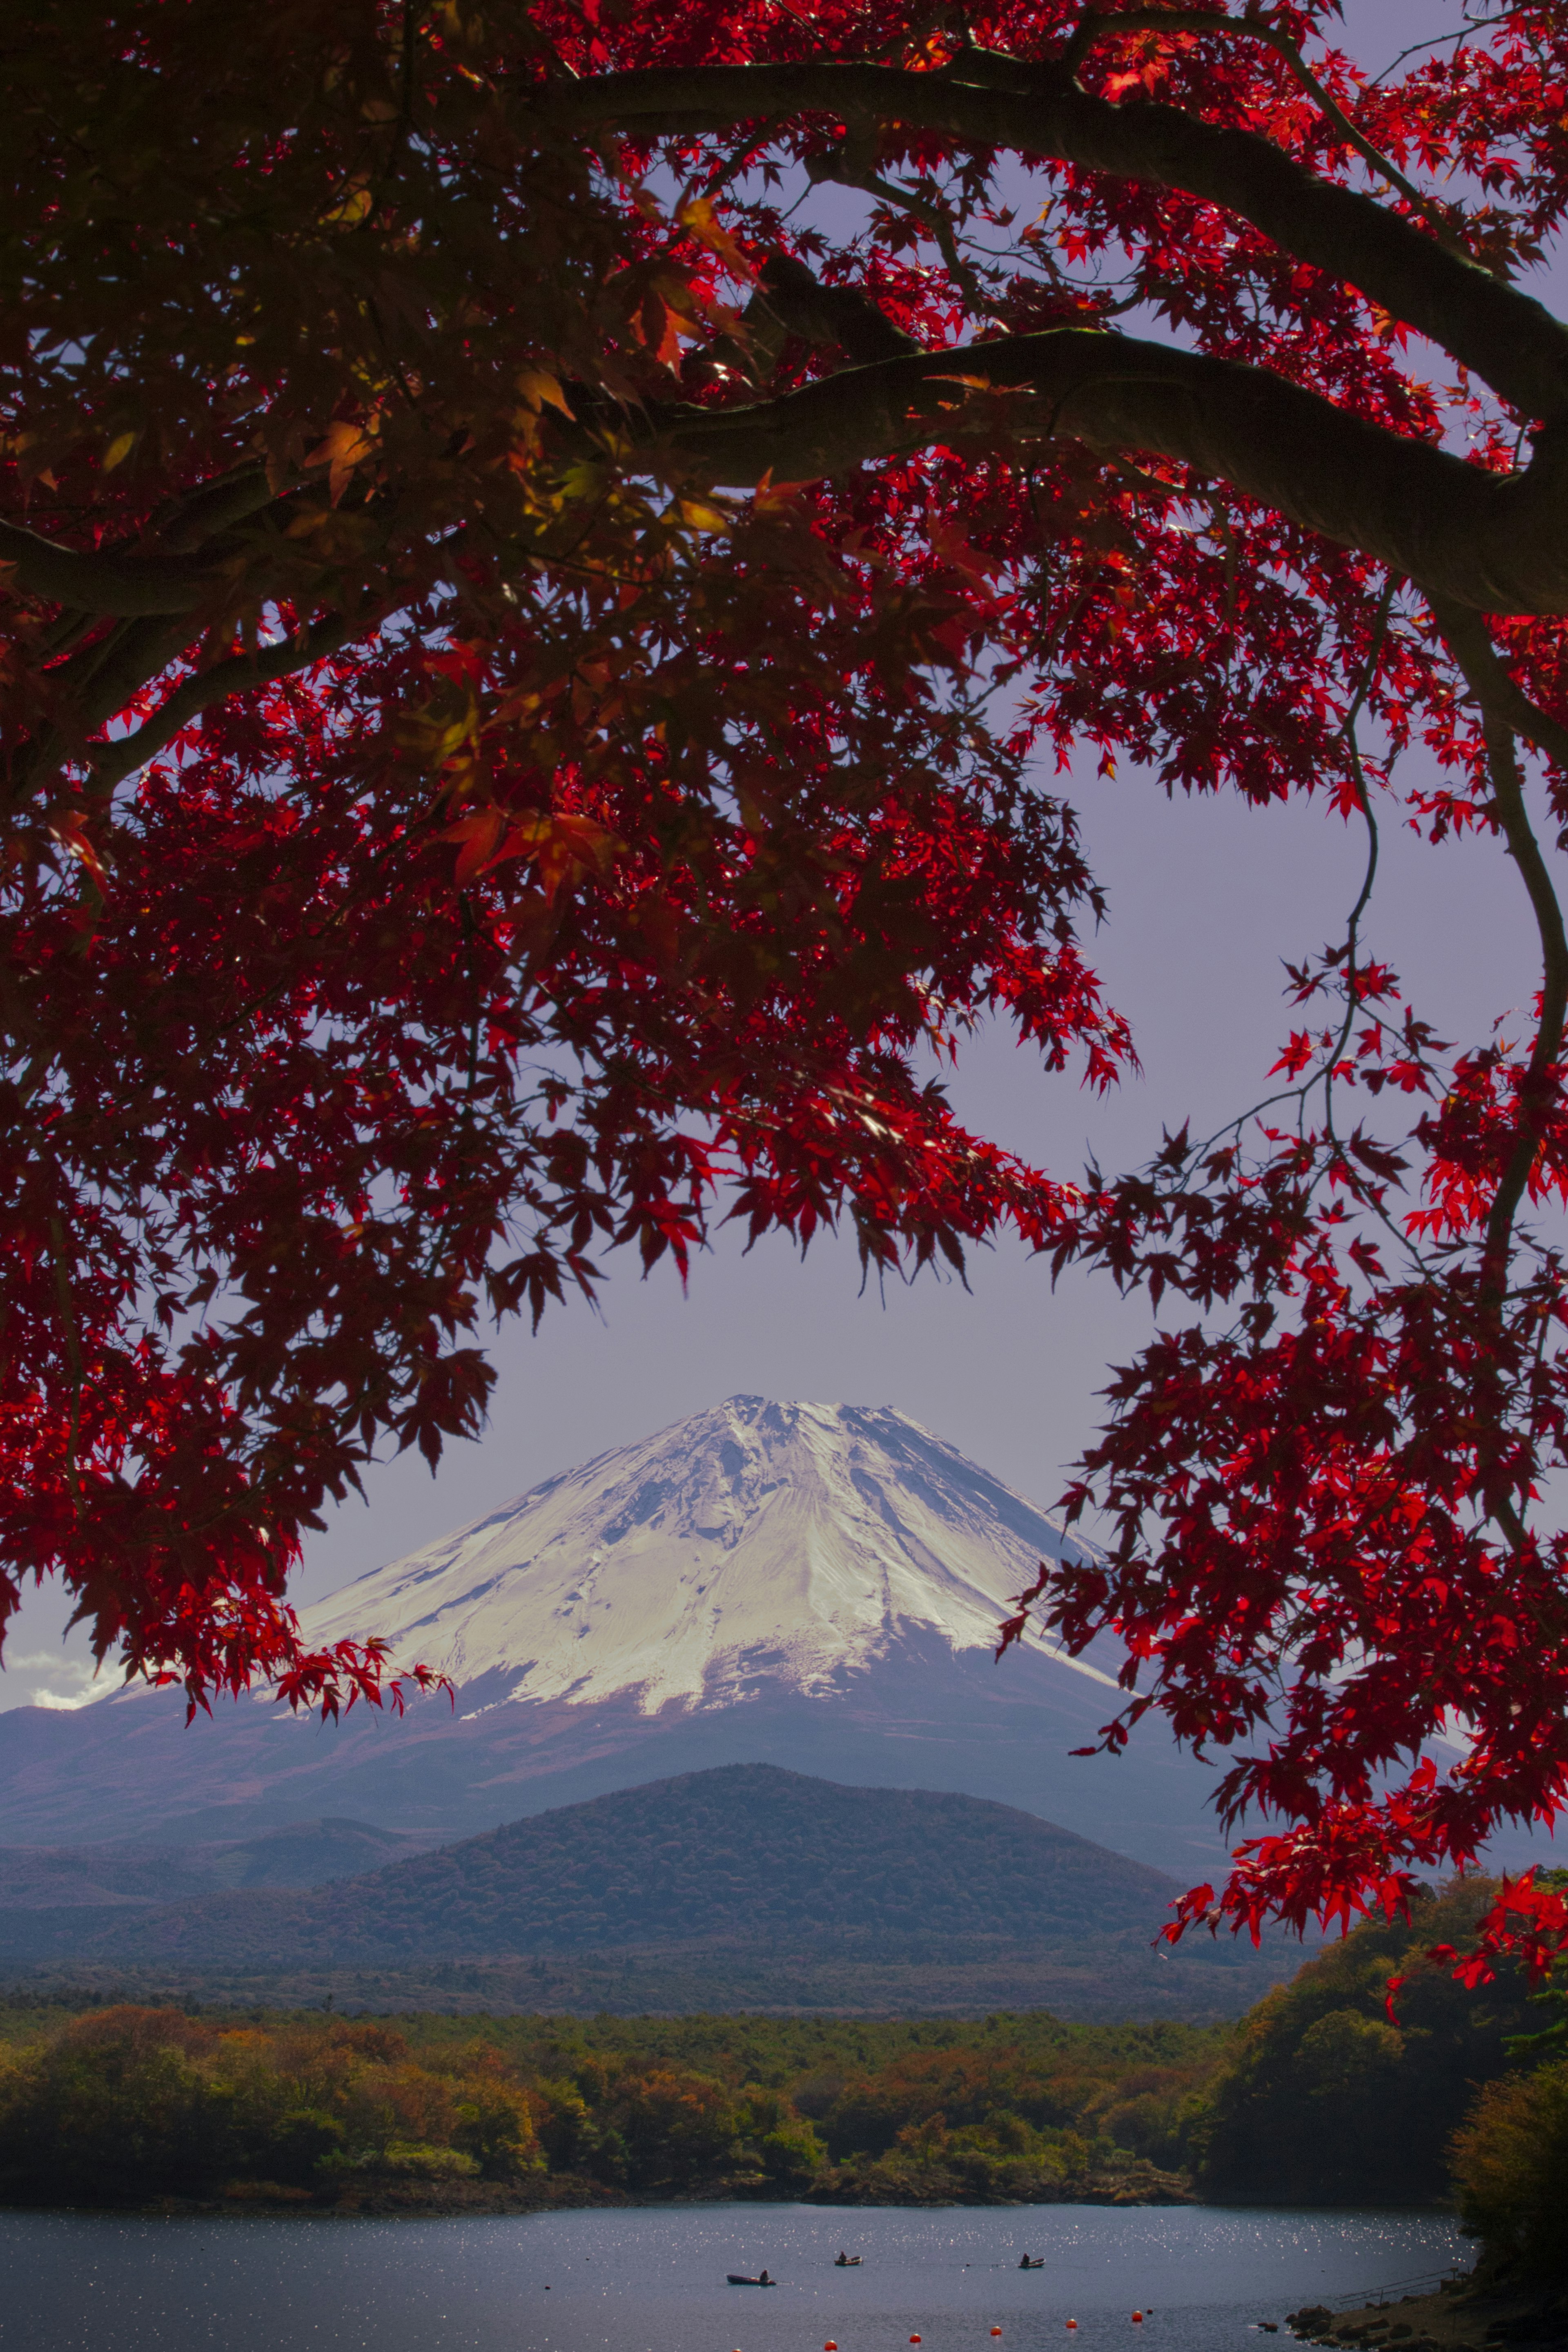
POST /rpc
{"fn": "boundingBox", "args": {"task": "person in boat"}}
[1019,2254,1043,2269]
[757,2270,773,2286]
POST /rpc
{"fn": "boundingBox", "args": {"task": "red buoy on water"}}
[1067,2321,1079,2330]
[992,2331,1004,2339]
[1134,2313,1145,2324]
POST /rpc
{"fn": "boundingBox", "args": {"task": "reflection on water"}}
[0,2201,1466,2352]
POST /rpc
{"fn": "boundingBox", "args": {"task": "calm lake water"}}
[0,2203,1467,2352]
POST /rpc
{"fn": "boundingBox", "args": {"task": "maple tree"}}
[11,0,1568,1954]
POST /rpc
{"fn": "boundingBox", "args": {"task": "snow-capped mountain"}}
[0,1398,1226,1872]
[2,1395,1550,1891]
[301,1396,1120,1716]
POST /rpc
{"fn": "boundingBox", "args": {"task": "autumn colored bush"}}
[1198,1880,1539,2205]
[0,1912,1550,2210]
[0,2007,538,2201]
[0,2007,343,2201]
[0,2000,1214,2206]
[1450,2061,1568,2280]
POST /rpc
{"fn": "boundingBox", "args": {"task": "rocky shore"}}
[1290,2279,1568,2352]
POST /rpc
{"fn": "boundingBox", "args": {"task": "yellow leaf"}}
[675,497,731,533]
[102,432,137,472]
[675,194,755,281]
[515,368,573,418]
[324,178,374,228]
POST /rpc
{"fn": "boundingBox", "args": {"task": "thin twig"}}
[1431,597,1568,1547]
[48,1210,85,1518]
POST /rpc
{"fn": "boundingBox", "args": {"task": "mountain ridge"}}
[0,1764,1301,2019]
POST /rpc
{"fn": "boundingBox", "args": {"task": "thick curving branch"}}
[0,477,303,623]
[1057,9,1470,261]
[524,56,1568,423]
[615,328,1568,614]
[88,611,365,790]
[1430,598,1568,1456]
[0,519,235,617]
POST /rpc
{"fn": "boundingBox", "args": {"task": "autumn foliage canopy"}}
[13,0,1568,1953]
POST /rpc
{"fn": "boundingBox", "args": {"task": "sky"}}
[3,0,1555,1712]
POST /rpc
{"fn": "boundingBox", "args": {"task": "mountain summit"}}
[301,1396,1117,1716]
[0,1398,1232,1870]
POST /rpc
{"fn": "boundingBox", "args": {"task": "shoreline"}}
[1,2174,1209,2221]
[1290,2278,1565,2352]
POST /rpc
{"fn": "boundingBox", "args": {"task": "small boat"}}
[834,2254,863,2267]
[727,2273,777,2287]
[1019,2256,1045,2270]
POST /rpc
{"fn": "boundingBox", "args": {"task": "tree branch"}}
[525,56,1568,423]
[88,611,366,789]
[1423,600,1568,774]
[0,519,234,617]
[1058,9,1477,267]
[614,328,1568,613]
[1430,597,1568,1304]
[0,475,301,619]
[756,252,920,365]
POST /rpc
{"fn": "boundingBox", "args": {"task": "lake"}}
[0,2203,1467,2352]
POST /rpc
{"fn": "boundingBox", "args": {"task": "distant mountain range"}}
[0,1398,1246,1877]
[0,1765,1300,2020]
[0,1817,444,1911]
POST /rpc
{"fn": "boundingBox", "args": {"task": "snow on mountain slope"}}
[301,1396,1117,1715]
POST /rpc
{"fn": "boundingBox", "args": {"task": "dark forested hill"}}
[24,1766,1172,1958]
[0,1768,1300,2017]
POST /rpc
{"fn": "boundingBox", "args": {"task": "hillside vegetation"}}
[0,1878,1544,2215]
[0,1767,1290,2019]
[1198,1878,1541,2203]
[0,2001,1213,2212]
[0,1820,441,1909]
[27,1767,1185,1960]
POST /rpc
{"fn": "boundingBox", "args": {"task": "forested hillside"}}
[0,1768,1290,2019]
[0,1999,1216,2211]
[13,1768,1180,1962]
[1199,1880,1543,2205]
[0,1877,1542,2216]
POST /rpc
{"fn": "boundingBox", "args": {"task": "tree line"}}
[6,1875,1568,2267]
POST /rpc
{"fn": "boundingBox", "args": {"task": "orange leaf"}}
[304,417,378,506]
[441,807,507,883]
[48,811,107,886]
[675,194,755,281]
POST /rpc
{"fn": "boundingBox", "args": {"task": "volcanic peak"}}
[301,1396,1104,1717]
